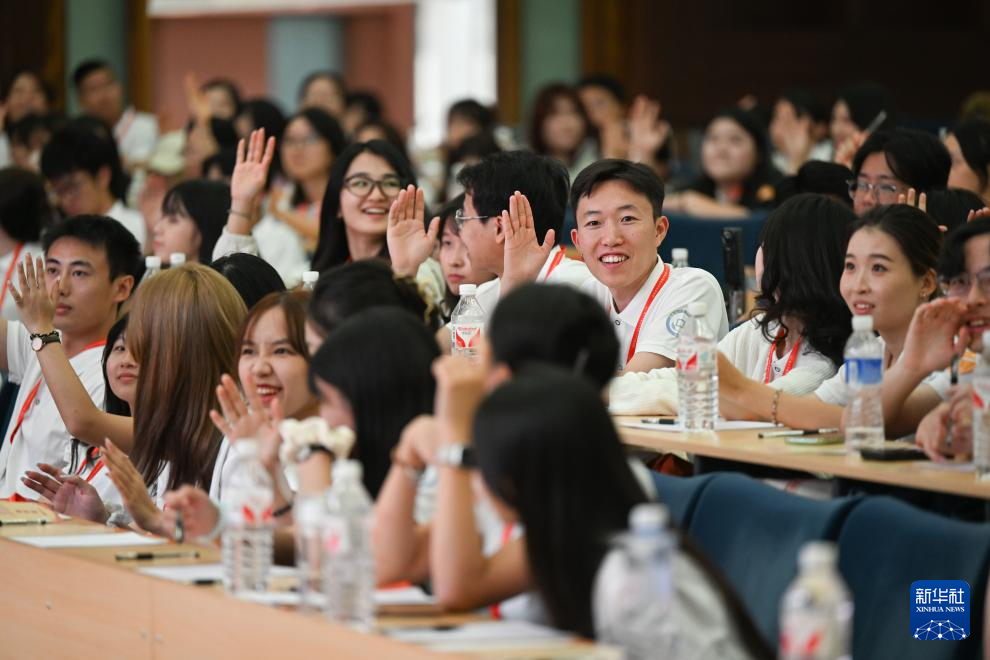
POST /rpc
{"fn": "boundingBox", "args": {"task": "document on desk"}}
[374,585,437,606]
[619,420,777,432]
[140,562,297,585]
[11,531,166,548]
[388,620,575,651]
[917,461,976,473]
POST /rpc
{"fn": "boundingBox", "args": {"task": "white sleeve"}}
[716,321,749,366]
[768,356,839,396]
[212,227,261,262]
[5,322,32,384]
[813,366,849,406]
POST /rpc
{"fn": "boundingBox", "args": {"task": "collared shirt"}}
[473,245,591,319]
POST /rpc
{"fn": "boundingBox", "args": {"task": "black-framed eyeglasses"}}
[939,268,990,298]
[454,208,491,231]
[847,179,903,203]
[343,174,403,198]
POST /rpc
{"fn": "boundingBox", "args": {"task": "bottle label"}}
[452,323,482,351]
[676,348,715,372]
[973,379,990,411]
[323,517,350,554]
[844,357,882,385]
[241,503,273,524]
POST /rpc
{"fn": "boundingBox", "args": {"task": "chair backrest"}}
[659,211,768,287]
[686,472,861,645]
[837,496,990,660]
[651,472,718,529]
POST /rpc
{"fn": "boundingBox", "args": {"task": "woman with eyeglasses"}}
[849,128,951,216]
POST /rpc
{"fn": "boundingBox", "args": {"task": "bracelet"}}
[770,388,782,426]
[227,208,255,220]
[273,500,294,518]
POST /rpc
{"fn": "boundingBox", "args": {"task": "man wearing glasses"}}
[849,128,950,216]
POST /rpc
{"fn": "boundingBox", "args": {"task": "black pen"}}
[640,418,677,425]
[115,550,200,561]
[0,518,49,526]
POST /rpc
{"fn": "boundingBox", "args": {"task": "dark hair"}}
[852,128,951,194]
[440,132,501,204]
[209,252,286,309]
[285,108,347,205]
[435,195,465,317]
[777,87,828,124]
[239,98,287,180]
[835,83,895,132]
[345,91,383,121]
[298,71,347,104]
[68,313,132,473]
[528,83,589,162]
[447,99,496,133]
[40,118,128,201]
[354,119,409,163]
[42,214,142,283]
[951,118,990,192]
[308,259,438,340]
[202,78,242,117]
[756,194,855,367]
[689,107,782,210]
[489,284,619,388]
[3,69,54,105]
[853,205,942,279]
[72,59,112,90]
[238,289,310,359]
[457,150,570,239]
[473,368,646,636]
[570,159,665,218]
[310,140,417,272]
[938,217,990,279]
[926,188,988,234]
[8,112,64,150]
[183,116,239,153]
[201,147,236,181]
[0,168,55,243]
[576,74,626,104]
[161,179,230,263]
[775,161,854,206]
[309,308,438,497]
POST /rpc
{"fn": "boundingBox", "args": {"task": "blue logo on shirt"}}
[911,580,969,640]
[666,308,687,337]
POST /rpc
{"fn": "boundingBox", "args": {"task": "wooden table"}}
[617,418,990,501]
[0,510,617,659]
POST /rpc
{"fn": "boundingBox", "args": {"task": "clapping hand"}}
[387,185,439,277]
[627,95,671,164]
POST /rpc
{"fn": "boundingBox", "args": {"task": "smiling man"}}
[571,159,728,372]
[0,215,140,498]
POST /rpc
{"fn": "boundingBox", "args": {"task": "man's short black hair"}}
[0,168,55,243]
[576,74,626,104]
[42,215,142,283]
[40,120,125,198]
[72,59,112,90]
[457,150,570,238]
[569,159,665,218]
[938,217,990,279]
[852,128,951,194]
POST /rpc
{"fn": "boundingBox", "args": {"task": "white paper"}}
[619,419,777,433]
[388,621,574,650]
[918,461,976,473]
[139,562,297,584]
[373,586,437,606]
[11,531,166,548]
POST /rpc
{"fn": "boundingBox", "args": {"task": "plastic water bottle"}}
[971,331,990,480]
[450,283,485,358]
[302,270,319,292]
[593,504,682,659]
[779,541,853,660]
[843,315,884,449]
[169,252,186,266]
[671,248,689,269]
[295,493,329,611]
[139,256,161,287]
[323,460,375,631]
[221,440,274,595]
[676,301,719,430]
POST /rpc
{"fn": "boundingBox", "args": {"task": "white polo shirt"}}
[0,323,105,498]
[107,200,148,249]
[114,106,159,167]
[581,259,728,367]
[473,245,592,318]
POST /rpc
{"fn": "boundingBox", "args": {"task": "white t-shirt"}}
[0,324,105,498]
[581,259,728,368]
[718,317,838,395]
[0,242,42,323]
[814,336,943,406]
[473,246,592,320]
[114,107,159,167]
[107,200,147,250]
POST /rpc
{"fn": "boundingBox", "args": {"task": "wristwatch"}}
[296,443,335,464]
[434,443,477,469]
[30,330,61,352]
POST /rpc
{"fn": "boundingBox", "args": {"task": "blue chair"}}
[651,472,718,529]
[837,497,990,659]
[686,472,861,645]
[659,211,768,286]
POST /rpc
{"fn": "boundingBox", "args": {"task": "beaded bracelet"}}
[771,389,782,426]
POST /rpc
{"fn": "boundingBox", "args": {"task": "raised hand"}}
[627,95,671,164]
[899,299,969,377]
[210,372,283,473]
[183,72,211,124]
[833,130,867,170]
[896,187,928,213]
[387,185,439,277]
[500,191,555,292]
[967,207,990,223]
[9,254,58,335]
[228,128,276,234]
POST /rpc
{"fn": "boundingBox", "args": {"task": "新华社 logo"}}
[911,580,969,641]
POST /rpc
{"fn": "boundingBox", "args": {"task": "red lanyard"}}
[0,244,24,310]
[625,264,672,365]
[764,331,802,384]
[77,451,105,483]
[8,339,107,444]
[543,248,566,282]
[489,523,516,620]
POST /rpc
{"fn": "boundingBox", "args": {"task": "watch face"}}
[31,336,42,351]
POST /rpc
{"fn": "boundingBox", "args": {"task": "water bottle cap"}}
[169,252,187,266]
[798,541,838,569]
[302,270,319,284]
[232,439,260,457]
[629,503,669,533]
[672,248,688,260]
[144,256,161,269]
[458,284,477,296]
[687,301,707,316]
[851,315,874,332]
[332,458,363,481]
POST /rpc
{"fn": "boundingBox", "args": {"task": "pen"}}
[0,518,49,526]
[759,428,839,439]
[115,550,200,561]
[640,418,676,425]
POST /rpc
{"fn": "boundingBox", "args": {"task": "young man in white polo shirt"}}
[0,215,139,498]
[571,159,728,373]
